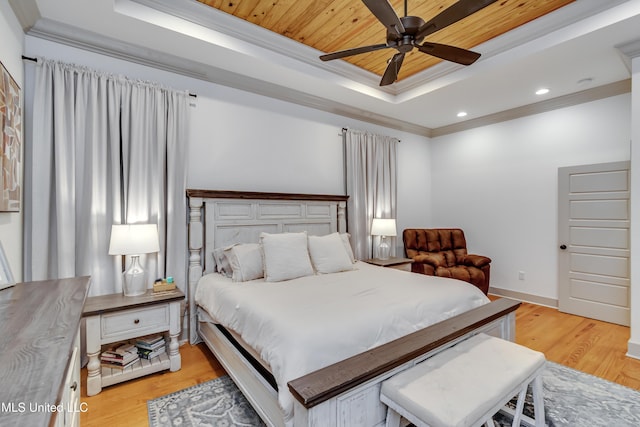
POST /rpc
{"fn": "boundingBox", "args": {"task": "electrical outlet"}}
[518,271,525,280]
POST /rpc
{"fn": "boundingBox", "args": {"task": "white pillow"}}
[212,247,232,278]
[308,233,354,274]
[340,233,356,263]
[260,232,314,282]
[224,243,264,282]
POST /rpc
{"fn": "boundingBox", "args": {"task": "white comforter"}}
[195,261,489,425]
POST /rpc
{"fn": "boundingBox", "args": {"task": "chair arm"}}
[462,254,491,268]
[413,253,446,268]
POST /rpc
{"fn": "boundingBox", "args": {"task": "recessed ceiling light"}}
[457,111,468,118]
[535,88,550,95]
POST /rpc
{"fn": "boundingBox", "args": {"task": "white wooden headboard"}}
[186,190,349,343]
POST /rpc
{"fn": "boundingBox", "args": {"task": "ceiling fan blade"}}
[416,0,498,40]
[380,52,405,86]
[320,43,391,61]
[362,0,405,36]
[416,42,481,65]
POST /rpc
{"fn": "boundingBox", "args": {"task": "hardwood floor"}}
[80,343,225,426]
[79,300,640,426]
[513,301,640,389]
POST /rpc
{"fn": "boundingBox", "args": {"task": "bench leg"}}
[532,375,545,427]
[511,385,528,427]
[506,374,545,427]
[386,407,402,427]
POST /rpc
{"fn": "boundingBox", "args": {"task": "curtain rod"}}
[21,55,197,98]
[340,127,401,142]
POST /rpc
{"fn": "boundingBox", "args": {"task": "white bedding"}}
[195,261,490,425]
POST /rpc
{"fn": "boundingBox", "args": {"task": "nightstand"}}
[364,257,414,271]
[83,288,184,396]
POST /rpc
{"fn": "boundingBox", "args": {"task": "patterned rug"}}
[148,375,266,427]
[148,362,640,427]
[494,361,640,427]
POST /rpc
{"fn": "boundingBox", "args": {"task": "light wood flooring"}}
[79,300,640,426]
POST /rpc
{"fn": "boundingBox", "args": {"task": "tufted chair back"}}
[403,228,491,294]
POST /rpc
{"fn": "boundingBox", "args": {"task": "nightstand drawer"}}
[101,304,170,340]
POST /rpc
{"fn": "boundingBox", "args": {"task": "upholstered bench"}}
[380,333,546,427]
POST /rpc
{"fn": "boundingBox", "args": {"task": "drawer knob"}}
[134,319,140,324]
[70,381,78,391]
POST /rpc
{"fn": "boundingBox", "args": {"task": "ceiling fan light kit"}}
[320,0,498,86]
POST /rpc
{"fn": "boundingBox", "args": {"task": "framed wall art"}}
[0,60,21,212]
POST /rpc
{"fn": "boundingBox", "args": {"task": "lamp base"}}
[123,255,147,297]
[378,236,391,260]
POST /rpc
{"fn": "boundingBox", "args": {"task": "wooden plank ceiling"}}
[197,0,575,82]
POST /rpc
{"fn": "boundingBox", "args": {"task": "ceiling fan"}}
[319,0,497,86]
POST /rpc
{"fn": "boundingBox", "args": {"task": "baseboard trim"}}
[627,340,640,360]
[488,287,558,309]
[490,288,640,361]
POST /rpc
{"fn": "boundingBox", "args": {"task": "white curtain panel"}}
[24,59,189,296]
[345,129,398,260]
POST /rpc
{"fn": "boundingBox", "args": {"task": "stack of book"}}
[135,334,167,360]
[101,343,139,370]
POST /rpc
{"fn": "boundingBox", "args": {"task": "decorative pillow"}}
[223,243,264,282]
[212,247,232,278]
[260,232,314,282]
[308,233,354,274]
[340,233,356,263]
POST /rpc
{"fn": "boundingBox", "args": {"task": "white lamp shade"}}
[371,218,397,237]
[108,224,160,255]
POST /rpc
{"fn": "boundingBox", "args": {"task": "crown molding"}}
[618,38,640,59]
[8,0,40,32]
[26,18,631,140]
[431,79,631,137]
[25,18,432,136]
[18,0,635,139]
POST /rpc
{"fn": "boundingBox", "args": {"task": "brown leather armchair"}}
[403,228,491,294]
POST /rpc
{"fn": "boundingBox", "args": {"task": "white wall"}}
[23,36,431,263]
[188,88,431,255]
[431,94,631,302]
[0,3,24,281]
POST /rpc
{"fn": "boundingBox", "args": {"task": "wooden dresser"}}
[0,277,90,427]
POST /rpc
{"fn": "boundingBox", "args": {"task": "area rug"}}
[494,361,640,427]
[148,375,266,427]
[148,362,640,427]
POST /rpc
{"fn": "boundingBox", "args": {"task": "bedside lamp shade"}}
[109,224,160,296]
[371,218,396,260]
[109,224,160,255]
[371,218,397,238]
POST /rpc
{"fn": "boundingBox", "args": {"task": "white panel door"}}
[558,161,630,326]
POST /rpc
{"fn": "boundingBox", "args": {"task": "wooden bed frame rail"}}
[288,298,521,408]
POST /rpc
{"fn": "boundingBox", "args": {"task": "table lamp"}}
[109,224,160,296]
[371,218,396,260]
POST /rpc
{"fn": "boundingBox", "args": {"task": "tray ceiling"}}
[10,0,639,132]
[197,0,575,82]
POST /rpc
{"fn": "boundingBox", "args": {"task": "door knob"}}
[560,244,567,250]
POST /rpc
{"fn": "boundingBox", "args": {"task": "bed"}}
[187,189,520,427]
